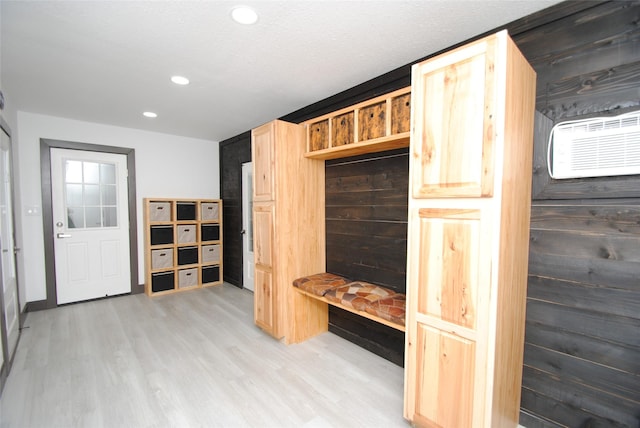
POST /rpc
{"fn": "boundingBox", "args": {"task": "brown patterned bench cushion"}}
[365,294,406,326]
[324,281,397,311]
[292,272,350,296]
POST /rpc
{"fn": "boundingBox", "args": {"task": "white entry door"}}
[51,148,131,304]
[242,162,254,291]
[0,126,19,362]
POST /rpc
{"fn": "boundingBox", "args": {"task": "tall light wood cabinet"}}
[252,120,326,342]
[404,31,536,427]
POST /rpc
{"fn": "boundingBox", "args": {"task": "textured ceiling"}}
[0,1,562,141]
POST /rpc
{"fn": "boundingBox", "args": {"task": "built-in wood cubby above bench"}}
[303,86,411,160]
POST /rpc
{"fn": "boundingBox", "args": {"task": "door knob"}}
[57,233,72,238]
[241,229,246,235]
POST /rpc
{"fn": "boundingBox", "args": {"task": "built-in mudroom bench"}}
[292,273,406,332]
[251,30,535,428]
[251,88,411,346]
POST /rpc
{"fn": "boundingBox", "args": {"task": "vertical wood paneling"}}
[220,132,251,287]
[325,149,408,363]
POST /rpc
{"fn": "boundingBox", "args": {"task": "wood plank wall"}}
[511,2,640,427]
[324,149,408,366]
[219,131,251,287]
[219,1,640,426]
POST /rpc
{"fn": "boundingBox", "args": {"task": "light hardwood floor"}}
[1,283,408,427]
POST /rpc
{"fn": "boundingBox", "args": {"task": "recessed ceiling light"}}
[171,75,190,85]
[143,111,157,118]
[231,6,258,25]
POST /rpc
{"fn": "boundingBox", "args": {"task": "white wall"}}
[15,111,219,306]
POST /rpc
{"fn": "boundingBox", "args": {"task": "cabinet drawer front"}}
[176,202,197,220]
[358,101,386,141]
[331,113,354,147]
[177,246,198,265]
[201,224,220,242]
[309,119,330,151]
[201,244,220,264]
[149,202,171,221]
[151,249,173,269]
[202,265,220,284]
[178,268,198,288]
[391,93,411,134]
[176,225,196,244]
[150,225,173,245]
[151,271,174,292]
[201,202,220,221]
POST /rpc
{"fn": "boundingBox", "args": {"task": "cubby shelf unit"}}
[143,198,223,296]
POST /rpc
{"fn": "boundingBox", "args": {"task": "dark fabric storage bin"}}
[150,225,173,245]
[151,271,174,292]
[202,265,220,284]
[201,224,220,241]
[176,202,196,220]
[177,246,198,265]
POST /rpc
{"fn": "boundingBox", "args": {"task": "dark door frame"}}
[0,115,19,396]
[35,138,140,310]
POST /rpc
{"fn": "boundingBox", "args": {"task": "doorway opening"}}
[241,162,254,292]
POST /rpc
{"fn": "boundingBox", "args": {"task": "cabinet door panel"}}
[253,203,278,336]
[254,267,275,333]
[411,36,497,198]
[416,208,485,330]
[253,204,274,268]
[414,325,475,428]
[252,122,275,201]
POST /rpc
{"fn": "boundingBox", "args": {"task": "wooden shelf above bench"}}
[303,87,411,160]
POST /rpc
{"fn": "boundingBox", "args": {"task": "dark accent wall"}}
[512,2,640,427]
[219,131,251,287]
[219,2,640,426]
[325,149,408,366]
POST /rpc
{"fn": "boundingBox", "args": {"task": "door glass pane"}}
[65,160,83,183]
[102,207,117,227]
[84,184,100,205]
[83,162,99,184]
[66,183,83,206]
[63,159,118,229]
[85,207,101,228]
[67,207,84,229]
[101,184,116,205]
[100,163,116,184]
